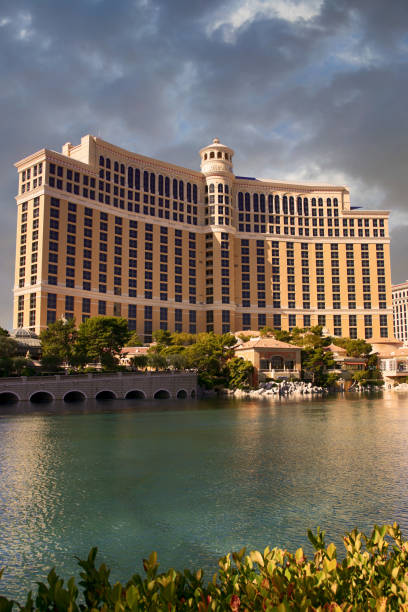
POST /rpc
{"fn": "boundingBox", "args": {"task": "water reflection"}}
[1,393,408,600]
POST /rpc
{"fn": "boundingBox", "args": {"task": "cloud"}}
[0,0,407,328]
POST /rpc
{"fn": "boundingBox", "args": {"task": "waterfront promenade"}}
[0,371,197,403]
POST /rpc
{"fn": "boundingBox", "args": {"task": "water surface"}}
[1,392,408,599]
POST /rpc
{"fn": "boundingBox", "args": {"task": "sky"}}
[0,0,407,329]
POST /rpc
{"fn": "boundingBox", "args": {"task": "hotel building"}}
[392,281,408,343]
[13,135,393,342]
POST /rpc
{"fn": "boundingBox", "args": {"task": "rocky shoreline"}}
[225,380,327,399]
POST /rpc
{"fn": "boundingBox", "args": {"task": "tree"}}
[0,326,9,337]
[152,329,173,347]
[126,332,143,347]
[131,354,148,370]
[302,347,335,387]
[184,332,236,388]
[344,339,372,358]
[147,351,167,371]
[227,357,254,390]
[272,329,292,343]
[40,318,78,368]
[77,316,130,369]
[166,352,187,370]
[0,335,19,359]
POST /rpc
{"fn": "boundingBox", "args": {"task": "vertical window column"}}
[241,239,250,307]
[188,232,196,304]
[346,244,356,309]
[271,241,280,308]
[256,239,266,308]
[286,242,295,309]
[376,245,386,309]
[301,243,310,309]
[330,244,340,309]
[361,244,371,308]
[128,220,138,297]
[144,223,153,300]
[205,234,213,304]
[220,232,229,304]
[315,244,325,310]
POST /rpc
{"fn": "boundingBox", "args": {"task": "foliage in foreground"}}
[1,525,408,610]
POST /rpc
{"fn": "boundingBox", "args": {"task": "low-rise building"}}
[234,337,302,385]
[378,347,408,385]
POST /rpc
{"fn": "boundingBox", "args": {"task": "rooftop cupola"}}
[199,138,234,176]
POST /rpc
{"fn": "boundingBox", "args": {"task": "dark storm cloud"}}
[0,0,407,327]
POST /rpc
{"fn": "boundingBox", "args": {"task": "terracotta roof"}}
[120,346,149,355]
[325,343,347,354]
[235,337,300,350]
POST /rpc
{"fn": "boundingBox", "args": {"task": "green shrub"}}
[1,525,408,610]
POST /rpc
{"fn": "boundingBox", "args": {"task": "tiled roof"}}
[235,337,300,350]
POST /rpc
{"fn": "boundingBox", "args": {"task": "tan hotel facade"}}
[13,135,393,342]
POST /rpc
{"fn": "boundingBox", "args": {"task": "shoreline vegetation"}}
[0,319,391,393]
[1,525,407,610]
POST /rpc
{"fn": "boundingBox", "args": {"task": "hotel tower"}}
[14,135,393,342]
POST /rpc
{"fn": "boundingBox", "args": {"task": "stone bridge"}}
[0,371,197,403]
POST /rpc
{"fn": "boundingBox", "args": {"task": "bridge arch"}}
[63,390,87,403]
[0,391,20,404]
[30,391,55,403]
[176,389,187,399]
[153,389,171,399]
[95,389,117,400]
[125,389,146,399]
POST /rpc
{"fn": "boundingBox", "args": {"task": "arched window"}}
[260,194,265,212]
[144,171,149,192]
[289,196,295,215]
[268,194,273,212]
[165,177,170,197]
[275,195,280,213]
[283,196,288,214]
[209,184,215,193]
[187,182,192,202]
[114,161,119,172]
[99,156,104,166]
[238,192,244,210]
[327,198,331,206]
[120,163,125,174]
[193,184,197,203]
[245,193,250,211]
[253,193,259,211]
[318,197,323,206]
[225,185,229,194]
[312,197,316,206]
[303,198,309,216]
[106,158,111,169]
[128,167,133,188]
[333,198,338,207]
[135,168,140,190]
[297,197,302,215]
[210,151,215,159]
[179,180,184,200]
[217,151,222,158]
[204,154,207,160]
[173,179,178,199]
[218,184,223,192]
[158,175,163,195]
[224,153,229,160]
[150,173,155,194]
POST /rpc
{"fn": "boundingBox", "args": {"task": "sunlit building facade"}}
[392,281,408,343]
[14,135,393,342]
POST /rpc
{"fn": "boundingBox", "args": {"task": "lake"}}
[1,391,408,600]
